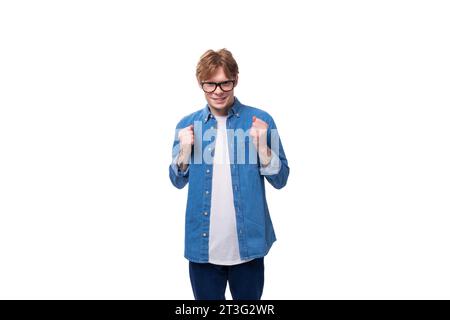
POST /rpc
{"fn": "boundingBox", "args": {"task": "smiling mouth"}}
[213,97,226,102]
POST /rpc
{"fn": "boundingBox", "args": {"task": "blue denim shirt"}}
[169,97,289,263]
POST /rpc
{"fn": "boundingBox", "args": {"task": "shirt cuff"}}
[171,154,190,177]
[259,152,281,176]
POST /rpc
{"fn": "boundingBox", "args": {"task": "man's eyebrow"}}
[202,80,232,83]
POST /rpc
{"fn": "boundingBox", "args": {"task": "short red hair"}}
[196,48,239,82]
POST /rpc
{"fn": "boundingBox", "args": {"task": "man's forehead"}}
[204,66,232,81]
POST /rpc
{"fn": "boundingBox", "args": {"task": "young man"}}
[169,49,289,300]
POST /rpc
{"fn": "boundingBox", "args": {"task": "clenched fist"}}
[250,116,272,167]
[250,116,268,149]
[177,124,194,169]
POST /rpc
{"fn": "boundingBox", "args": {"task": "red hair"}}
[196,48,239,82]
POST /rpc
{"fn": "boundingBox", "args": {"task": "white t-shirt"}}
[208,115,247,265]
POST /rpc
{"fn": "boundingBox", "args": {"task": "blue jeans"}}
[189,258,264,300]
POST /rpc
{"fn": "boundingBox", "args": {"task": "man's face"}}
[200,67,238,116]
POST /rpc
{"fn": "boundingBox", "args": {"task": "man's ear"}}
[234,74,239,87]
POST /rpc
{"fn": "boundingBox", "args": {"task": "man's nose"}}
[213,85,224,94]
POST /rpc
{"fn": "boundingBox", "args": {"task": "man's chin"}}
[210,98,231,109]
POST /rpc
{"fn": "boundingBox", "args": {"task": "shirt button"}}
[203,211,208,216]
[206,169,210,173]
[202,232,207,237]
[205,190,209,194]
[208,147,211,151]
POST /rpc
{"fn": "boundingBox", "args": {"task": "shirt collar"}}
[202,96,242,123]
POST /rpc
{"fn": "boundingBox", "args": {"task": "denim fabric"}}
[189,258,265,300]
[169,97,289,263]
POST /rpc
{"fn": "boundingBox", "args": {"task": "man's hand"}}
[177,124,194,170]
[250,116,272,167]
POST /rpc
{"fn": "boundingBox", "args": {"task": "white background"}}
[1,0,449,299]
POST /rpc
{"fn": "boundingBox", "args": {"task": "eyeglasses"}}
[201,80,236,93]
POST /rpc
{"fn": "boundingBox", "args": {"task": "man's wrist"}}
[258,146,272,167]
[177,148,191,169]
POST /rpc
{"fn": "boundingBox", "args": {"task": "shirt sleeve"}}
[260,115,290,189]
